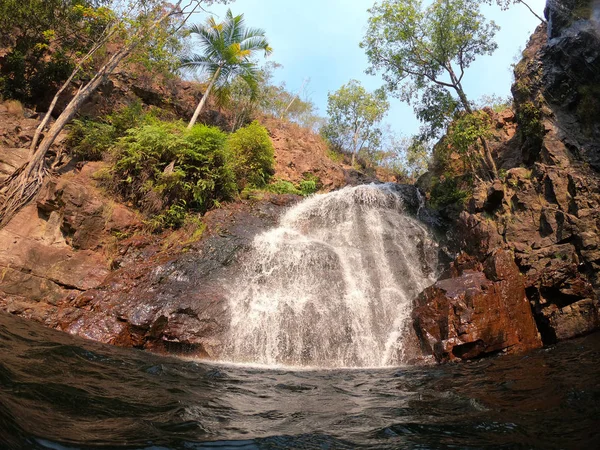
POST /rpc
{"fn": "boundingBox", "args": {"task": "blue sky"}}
[202,0,547,137]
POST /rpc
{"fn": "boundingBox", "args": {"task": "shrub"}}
[298,179,317,195]
[67,102,152,161]
[430,176,469,209]
[110,121,237,222]
[263,175,319,196]
[327,148,344,163]
[265,180,301,195]
[67,119,115,160]
[226,121,275,188]
[516,101,544,144]
[147,201,188,231]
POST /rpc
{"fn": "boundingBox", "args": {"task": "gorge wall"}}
[412,0,600,361]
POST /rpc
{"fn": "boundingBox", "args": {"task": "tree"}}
[0,0,111,103]
[361,0,499,179]
[322,80,389,166]
[484,0,546,23]
[181,9,272,129]
[0,0,229,228]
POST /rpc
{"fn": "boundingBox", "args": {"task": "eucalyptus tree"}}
[182,9,272,128]
[322,80,389,166]
[361,0,500,179]
[0,0,229,228]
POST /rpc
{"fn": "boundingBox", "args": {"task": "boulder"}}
[412,250,542,362]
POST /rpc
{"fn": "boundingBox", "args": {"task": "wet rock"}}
[544,298,600,341]
[412,250,542,362]
[52,197,294,357]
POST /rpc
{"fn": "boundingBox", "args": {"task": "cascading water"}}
[223,184,438,368]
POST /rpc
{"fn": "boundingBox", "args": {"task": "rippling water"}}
[1,313,599,449]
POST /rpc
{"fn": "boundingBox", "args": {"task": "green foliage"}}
[265,178,317,196]
[447,111,492,156]
[111,120,237,223]
[327,148,344,163]
[298,179,317,196]
[430,176,469,208]
[68,120,115,160]
[249,174,319,197]
[226,121,275,189]
[0,0,110,103]
[362,0,498,141]
[516,101,544,143]
[147,201,189,231]
[265,180,301,195]
[404,137,431,178]
[66,101,150,160]
[322,80,389,162]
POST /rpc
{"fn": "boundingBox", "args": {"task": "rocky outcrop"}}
[41,194,296,356]
[414,1,600,359]
[0,161,140,308]
[413,250,542,362]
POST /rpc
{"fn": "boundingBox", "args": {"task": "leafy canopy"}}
[181,9,272,92]
[322,80,389,161]
[361,0,498,140]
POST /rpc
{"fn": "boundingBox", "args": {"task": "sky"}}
[200,0,547,137]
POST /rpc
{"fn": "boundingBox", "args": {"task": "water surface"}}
[1,313,599,449]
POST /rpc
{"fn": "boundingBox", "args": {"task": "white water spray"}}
[223,184,438,368]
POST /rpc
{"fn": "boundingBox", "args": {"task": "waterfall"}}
[222,184,438,368]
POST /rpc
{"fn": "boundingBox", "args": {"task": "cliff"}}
[413,0,600,361]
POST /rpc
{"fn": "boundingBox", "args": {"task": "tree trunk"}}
[29,25,117,156]
[449,70,498,180]
[518,1,546,23]
[351,129,360,167]
[479,136,499,179]
[188,66,221,129]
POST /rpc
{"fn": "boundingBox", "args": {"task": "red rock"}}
[412,250,542,362]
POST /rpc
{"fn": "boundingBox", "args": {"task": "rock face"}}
[51,195,297,356]
[413,250,542,362]
[0,159,140,304]
[413,1,600,360]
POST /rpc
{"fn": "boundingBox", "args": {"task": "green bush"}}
[67,101,151,161]
[226,121,275,188]
[266,180,301,195]
[430,177,468,209]
[108,100,147,134]
[67,120,115,160]
[298,179,317,195]
[262,175,319,196]
[147,201,188,231]
[111,120,237,221]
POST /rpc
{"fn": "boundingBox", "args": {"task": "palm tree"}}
[182,10,272,129]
